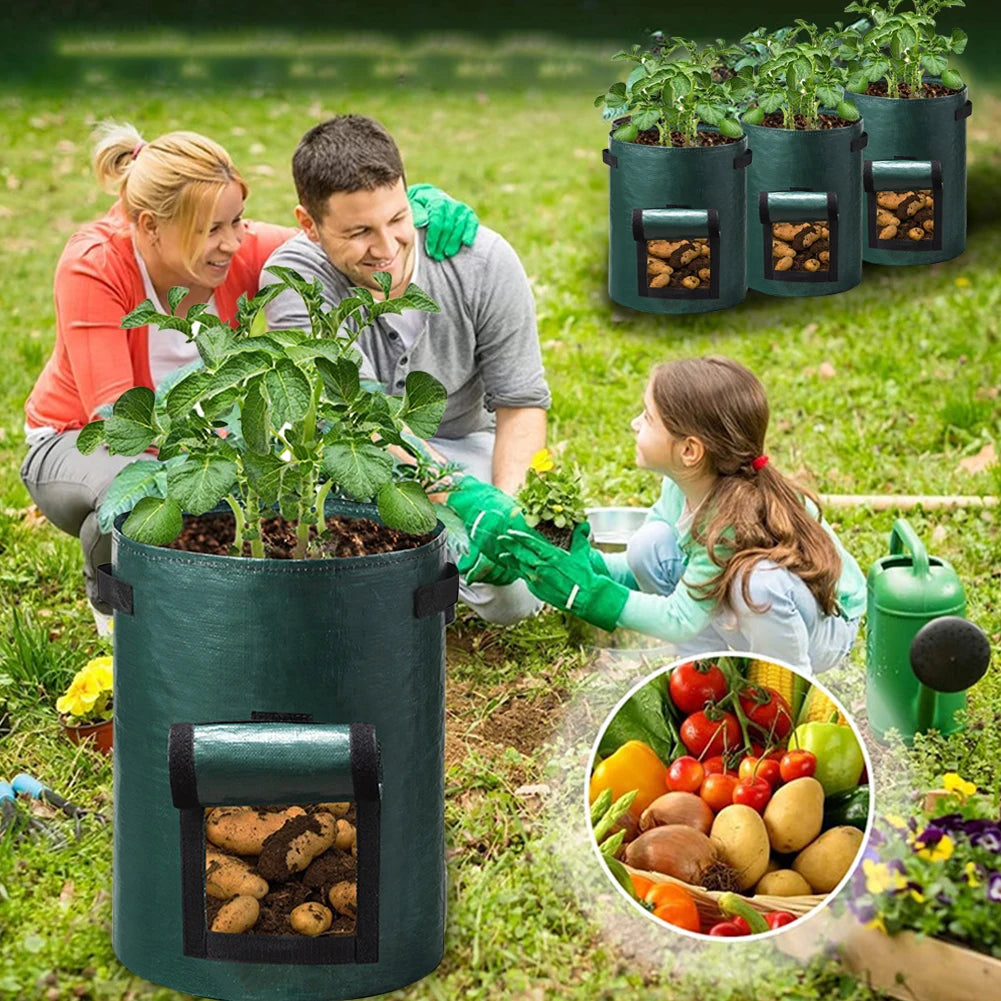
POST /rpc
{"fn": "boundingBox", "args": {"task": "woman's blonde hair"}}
[650,356,842,616]
[92,121,249,274]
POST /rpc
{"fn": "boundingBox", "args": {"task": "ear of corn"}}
[796,685,847,726]
[746,659,810,720]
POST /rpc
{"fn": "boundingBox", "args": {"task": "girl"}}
[20,122,472,632]
[454,356,865,672]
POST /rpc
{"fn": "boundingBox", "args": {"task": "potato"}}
[316,802,352,818]
[774,256,793,272]
[211,894,260,934]
[328,880,357,918]
[284,813,337,874]
[290,902,333,937]
[763,778,824,853]
[334,819,356,851]
[803,259,821,272]
[754,868,813,897]
[878,224,898,240]
[681,275,701,290]
[793,825,865,893]
[206,806,306,855]
[206,858,269,900]
[649,273,672,289]
[710,805,770,891]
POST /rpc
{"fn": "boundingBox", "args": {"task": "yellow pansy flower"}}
[865,916,887,934]
[916,834,954,863]
[943,773,977,801]
[909,889,925,903]
[885,815,909,830]
[529,448,555,474]
[965,862,981,887]
[56,656,114,719]
[863,860,906,894]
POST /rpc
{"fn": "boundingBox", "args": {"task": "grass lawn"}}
[2,28,1001,1001]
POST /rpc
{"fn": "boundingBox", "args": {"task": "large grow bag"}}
[604,130,751,313]
[100,500,459,1001]
[847,85,971,265]
[745,119,867,296]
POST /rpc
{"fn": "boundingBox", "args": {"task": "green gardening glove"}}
[407,183,479,261]
[496,524,630,632]
[457,539,520,586]
[446,476,532,564]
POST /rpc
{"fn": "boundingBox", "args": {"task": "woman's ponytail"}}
[91,120,145,196]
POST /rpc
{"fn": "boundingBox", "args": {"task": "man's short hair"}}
[292,115,406,221]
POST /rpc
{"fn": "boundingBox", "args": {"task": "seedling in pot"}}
[77,267,467,559]
[732,20,860,129]
[516,448,587,551]
[596,34,744,147]
[841,0,968,98]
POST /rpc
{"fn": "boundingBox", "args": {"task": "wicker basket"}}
[625,864,826,927]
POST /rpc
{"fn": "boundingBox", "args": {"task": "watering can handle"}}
[888,519,930,577]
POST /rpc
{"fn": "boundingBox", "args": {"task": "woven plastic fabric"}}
[605,131,749,313]
[745,118,865,297]
[111,500,449,1000]
[848,86,970,265]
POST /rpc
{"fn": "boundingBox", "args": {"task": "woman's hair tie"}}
[130,141,146,161]
[751,454,769,472]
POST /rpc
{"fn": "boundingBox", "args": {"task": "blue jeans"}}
[626,520,858,673]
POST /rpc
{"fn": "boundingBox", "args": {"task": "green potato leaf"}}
[321,441,394,500]
[121,496,184,546]
[377,480,437,534]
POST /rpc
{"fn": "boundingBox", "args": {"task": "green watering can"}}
[866,519,990,742]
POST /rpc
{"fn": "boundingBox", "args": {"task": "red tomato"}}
[700,773,738,813]
[645,883,701,933]
[730,916,752,934]
[669,660,728,715]
[733,776,772,812]
[765,911,798,930]
[666,756,706,794]
[703,755,737,776]
[680,710,741,758]
[779,749,818,783]
[738,685,794,741]
[708,921,747,936]
[738,755,782,788]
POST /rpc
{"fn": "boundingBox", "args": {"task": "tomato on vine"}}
[733,776,772,813]
[666,755,706,794]
[779,749,817,783]
[668,660,728,715]
[700,773,738,813]
[680,709,741,758]
[738,685,793,741]
[738,755,782,789]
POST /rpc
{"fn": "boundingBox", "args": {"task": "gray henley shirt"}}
[262,225,551,440]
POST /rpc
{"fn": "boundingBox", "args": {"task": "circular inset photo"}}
[588,653,873,939]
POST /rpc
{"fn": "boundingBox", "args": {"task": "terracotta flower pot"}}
[60,716,113,755]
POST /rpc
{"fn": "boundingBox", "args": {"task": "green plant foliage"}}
[841,0,968,97]
[516,449,588,531]
[78,269,457,557]
[596,33,744,146]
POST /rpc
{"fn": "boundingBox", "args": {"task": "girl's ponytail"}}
[91,120,145,196]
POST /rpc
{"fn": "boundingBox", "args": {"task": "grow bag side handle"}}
[733,148,753,170]
[414,561,459,623]
[96,563,133,615]
[602,148,618,168]
[955,100,972,121]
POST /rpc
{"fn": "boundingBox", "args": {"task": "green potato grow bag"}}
[744,118,868,297]
[847,84,972,265]
[604,130,751,313]
[102,500,458,1001]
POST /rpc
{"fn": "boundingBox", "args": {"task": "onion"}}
[639,792,714,835]
[624,824,739,891]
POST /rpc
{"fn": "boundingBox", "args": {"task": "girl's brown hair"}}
[92,121,249,274]
[649,356,841,615]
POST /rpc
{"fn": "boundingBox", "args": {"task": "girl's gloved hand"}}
[497,525,629,631]
[406,183,479,261]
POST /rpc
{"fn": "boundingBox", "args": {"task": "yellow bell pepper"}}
[589,740,668,816]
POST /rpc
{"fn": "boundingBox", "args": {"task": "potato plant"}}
[841,0,968,97]
[733,20,860,129]
[77,267,467,558]
[596,34,744,147]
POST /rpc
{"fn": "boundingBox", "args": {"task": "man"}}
[264,115,550,625]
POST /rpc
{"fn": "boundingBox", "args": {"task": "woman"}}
[21,122,473,632]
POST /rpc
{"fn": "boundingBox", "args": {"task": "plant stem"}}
[245,488,264,559]
[314,479,334,527]
[293,464,318,560]
[224,494,246,557]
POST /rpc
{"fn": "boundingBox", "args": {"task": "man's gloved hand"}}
[407,183,479,261]
[446,476,531,564]
[456,540,520,587]
[496,523,630,632]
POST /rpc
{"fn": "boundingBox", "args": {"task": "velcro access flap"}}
[864,159,941,192]
[760,191,837,224]
[632,207,718,242]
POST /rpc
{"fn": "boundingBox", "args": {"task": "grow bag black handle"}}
[733,148,753,170]
[168,720,381,965]
[96,563,133,615]
[850,131,869,153]
[414,560,459,623]
[632,207,720,242]
[602,148,618,168]
[955,100,973,121]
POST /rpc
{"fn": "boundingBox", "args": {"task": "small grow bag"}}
[744,119,867,297]
[604,132,751,313]
[102,500,459,1001]
[847,85,972,265]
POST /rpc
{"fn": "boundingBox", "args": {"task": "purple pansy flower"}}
[915,825,945,848]
[932,813,966,834]
[848,898,878,922]
[973,830,1001,854]
[987,873,1001,903]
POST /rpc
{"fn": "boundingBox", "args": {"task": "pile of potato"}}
[770,221,830,274]
[647,238,712,290]
[710,777,864,898]
[875,188,935,242]
[204,802,357,936]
